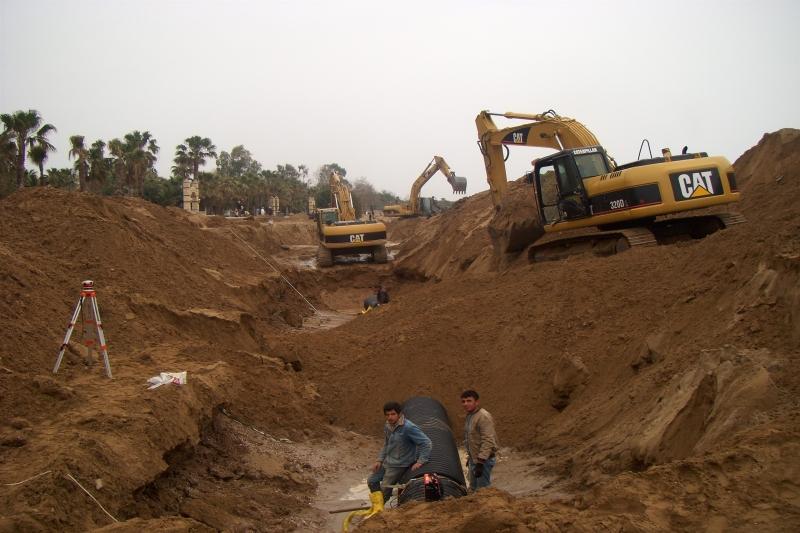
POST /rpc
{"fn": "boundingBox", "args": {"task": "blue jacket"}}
[377,416,432,468]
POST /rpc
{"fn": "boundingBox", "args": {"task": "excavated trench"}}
[121,406,564,532]
[86,233,575,531]
[108,261,414,530]
[111,285,565,532]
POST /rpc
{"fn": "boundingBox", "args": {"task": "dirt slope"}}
[0,193,330,531]
[389,193,495,280]
[275,129,800,531]
[1,129,798,532]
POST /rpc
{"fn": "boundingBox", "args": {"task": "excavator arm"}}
[407,156,467,213]
[476,110,607,207]
[329,171,357,221]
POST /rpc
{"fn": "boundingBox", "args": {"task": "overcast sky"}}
[2,0,799,200]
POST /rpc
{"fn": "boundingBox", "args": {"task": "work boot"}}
[343,491,385,532]
[368,490,384,514]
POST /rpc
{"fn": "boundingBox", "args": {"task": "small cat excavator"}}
[316,171,388,267]
[476,110,743,259]
[383,156,467,217]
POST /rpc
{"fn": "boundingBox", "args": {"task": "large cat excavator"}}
[476,110,743,259]
[316,171,388,267]
[383,156,468,217]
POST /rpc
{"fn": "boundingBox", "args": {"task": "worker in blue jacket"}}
[367,401,432,509]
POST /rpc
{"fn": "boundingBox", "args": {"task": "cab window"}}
[556,159,578,193]
[574,153,608,179]
[536,163,560,224]
[321,211,338,224]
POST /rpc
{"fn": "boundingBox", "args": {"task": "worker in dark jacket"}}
[376,285,390,304]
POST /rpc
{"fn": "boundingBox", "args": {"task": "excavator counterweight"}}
[316,171,388,267]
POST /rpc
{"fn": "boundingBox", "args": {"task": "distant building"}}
[182,178,200,213]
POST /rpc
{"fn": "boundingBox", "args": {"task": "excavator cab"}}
[532,146,611,224]
[317,207,339,226]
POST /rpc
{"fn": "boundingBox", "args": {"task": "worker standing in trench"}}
[367,401,432,509]
[461,390,499,491]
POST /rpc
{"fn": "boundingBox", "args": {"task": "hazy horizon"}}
[2,0,799,201]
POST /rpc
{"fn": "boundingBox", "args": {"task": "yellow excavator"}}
[383,156,468,217]
[316,171,388,267]
[476,109,743,259]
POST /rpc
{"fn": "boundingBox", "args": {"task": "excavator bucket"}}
[451,176,467,194]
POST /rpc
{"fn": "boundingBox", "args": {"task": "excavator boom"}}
[408,156,467,212]
[476,110,604,207]
[384,156,467,217]
[329,171,357,221]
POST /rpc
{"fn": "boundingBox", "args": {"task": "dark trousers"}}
[367,465,408,501]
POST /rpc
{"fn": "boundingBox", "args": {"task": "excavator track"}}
[528,227,656,262]
[528,211,745,263]
[620,227,658,247]
[649,211,746,242]
[717,212,747,227]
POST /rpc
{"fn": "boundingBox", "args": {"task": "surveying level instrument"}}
[53,280,112,378]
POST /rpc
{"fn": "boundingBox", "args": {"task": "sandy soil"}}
[1,129,799,532]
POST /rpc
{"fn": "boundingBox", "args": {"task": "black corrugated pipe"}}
[398,396,468,504]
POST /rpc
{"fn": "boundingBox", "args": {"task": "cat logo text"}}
[669,168,723,201]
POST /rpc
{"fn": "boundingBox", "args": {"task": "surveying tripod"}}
[53,280,112,378]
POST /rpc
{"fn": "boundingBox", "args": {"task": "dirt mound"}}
[384,216,421,244]
[390,193,495,281]
[0,189,325,372]
[273,129,800,531]
[0,189,330,530]
[486,179,546,256]
[220,216,318,254]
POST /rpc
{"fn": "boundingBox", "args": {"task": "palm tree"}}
[175,136,217,180]
[108,131,159,196]
[88,140,108,193]
[0,109,56,189]
[107,138,127,193]
[27,144,48,185]
[172,149,191,180]
[123,130,159,196]
[69,135,89,192]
